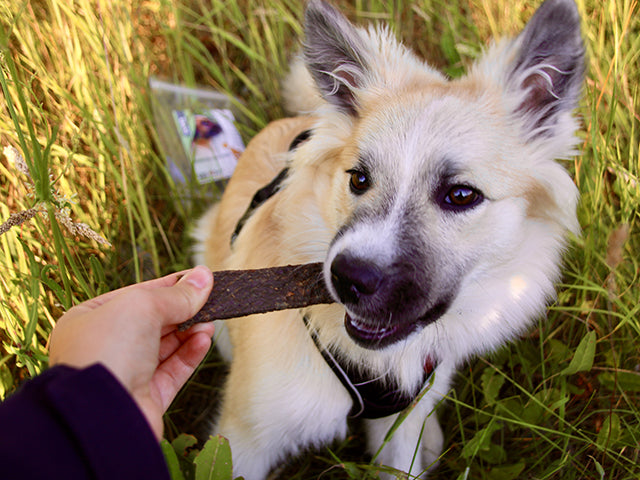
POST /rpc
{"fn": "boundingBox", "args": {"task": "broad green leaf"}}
[598,371,640,392]
[172,433,198,456]
[495,397,524,422]
[194,435,233,480]
[481,368,505,406]
[161,439,186,480]
[478,443,507,464]
[561,331,596,375]
[461,421,502,460]
[547,338,570,364]
[520,399,544,425]
[487,461,526,480]
[596,413,621,451]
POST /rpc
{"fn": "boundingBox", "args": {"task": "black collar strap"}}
[231,167,289,244]
[303,315,435,419]
[231,130,312,245]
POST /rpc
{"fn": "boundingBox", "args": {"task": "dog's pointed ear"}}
[303,0,369,115]
[508,0,585,139]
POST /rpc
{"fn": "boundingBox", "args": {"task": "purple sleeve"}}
[0,364,171,480]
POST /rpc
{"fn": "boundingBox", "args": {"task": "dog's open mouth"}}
[344,313,418,349]
[343,300,451,349]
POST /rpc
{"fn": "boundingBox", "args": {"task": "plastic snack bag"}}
[149,77,245,203]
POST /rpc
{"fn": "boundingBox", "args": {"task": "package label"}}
[172,109,244,183]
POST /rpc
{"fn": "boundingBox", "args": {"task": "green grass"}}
[1,0,638,478]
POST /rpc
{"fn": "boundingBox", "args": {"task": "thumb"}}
[160,265,213,327]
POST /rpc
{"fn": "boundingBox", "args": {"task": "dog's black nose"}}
[330,253,383,302]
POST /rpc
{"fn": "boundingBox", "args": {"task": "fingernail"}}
[181,266,211,290]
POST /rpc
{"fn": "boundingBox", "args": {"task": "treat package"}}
[149,77,245,203]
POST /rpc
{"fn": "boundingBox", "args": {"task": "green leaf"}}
[455,467,471,480]
[479,443,507,464]
[40,267,67,309]
[340,461,367,478]
[598,371,640,392]
[547,338,570,364]
[561,330,596,375]
[172,433,198,456]
[520,401,544,425]
[496,397,524,422]
[441,28,464,78]
[488,462,526,480]
[596,413,621,451]
[0,363,13,400]
[89,254,107,293]
[161,439,186,480]
[21,244,42,349]
[481,368,505,406]
[194,435,234,480]
[461,421,502,460]
[590,456,606,479]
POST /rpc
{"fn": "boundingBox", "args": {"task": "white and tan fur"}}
[192,0,585,478]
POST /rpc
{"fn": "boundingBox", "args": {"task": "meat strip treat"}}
[179,263,335,330]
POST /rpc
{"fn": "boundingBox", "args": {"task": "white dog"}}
[193,0,585,477]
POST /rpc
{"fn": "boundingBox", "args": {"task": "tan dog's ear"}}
[508,0,586,140]
[302,0,369,116]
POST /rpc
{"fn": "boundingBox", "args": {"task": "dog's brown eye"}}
[347,169,370,194]
[443,185,483,210]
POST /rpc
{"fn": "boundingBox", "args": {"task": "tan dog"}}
[193,0,585,477]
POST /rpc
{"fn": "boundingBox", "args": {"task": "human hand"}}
[49,266,215,440]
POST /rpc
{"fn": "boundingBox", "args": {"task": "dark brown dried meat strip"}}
[179,263,334,330]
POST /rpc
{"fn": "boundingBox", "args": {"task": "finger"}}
[152,265,214,328]
[185,321,216,338]
[160,317,216,338]
[153,332,213,411]
[158,331,182,364]
[158,320,216,363]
